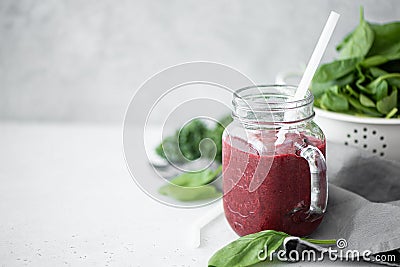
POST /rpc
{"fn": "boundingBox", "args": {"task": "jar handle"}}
[295,142,328,222]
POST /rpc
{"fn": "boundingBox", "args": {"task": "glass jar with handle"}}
[222,85,327,237]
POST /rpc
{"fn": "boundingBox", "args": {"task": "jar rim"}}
[233,84,314,110]
[232,84,315,124]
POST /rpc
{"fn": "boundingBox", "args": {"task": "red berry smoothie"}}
[222,133,326,237]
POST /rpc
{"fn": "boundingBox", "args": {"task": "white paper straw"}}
[294,11,340,100]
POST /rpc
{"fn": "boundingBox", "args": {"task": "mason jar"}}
[222,85,327,237]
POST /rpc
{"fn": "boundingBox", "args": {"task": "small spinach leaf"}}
[168,166,222,187]
[319,89,349,112]
[369,67,388,78]
[346,96,382,117]
[158,166,222,201]
[159,184,221,201]
[360,55,389,68]
[374,80,389,102]
[367,74,400,96]
[338,8,374,59]
[377,88,398,114]
[360,94,376,107]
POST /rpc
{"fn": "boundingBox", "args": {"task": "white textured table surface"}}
[0,122,370,266]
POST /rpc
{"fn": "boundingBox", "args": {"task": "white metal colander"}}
[314,108,400,162]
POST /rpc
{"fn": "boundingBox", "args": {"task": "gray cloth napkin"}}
[304,142,400,265]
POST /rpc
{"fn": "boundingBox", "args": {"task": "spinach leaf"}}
[368,22,400,56]
[367,73,400,95]
[159,184,221,202]
[158,166,222,201]
[312,57,361,83]
[369,67,388,78]
[337,8,374,59]
[377,88,398,114]
[387,75,400,88]
[336,72,357,87]
[360,94,375,107]
[156,115,232,164]
[336,30,355,52]
[167,166,222,187]
[386,52,400,61]
[208,230,289,267]
[346,96,382,117]
[208,230,336,267]
[309,81,333,99]
[178,119,209,160]
[360,53,400,68]
[360,55,389,68]
[319,89,349,112]
[374,80,389,101]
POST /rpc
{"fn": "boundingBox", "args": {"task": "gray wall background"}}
[1,0,399,123]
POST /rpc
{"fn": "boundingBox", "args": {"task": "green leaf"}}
[386,52,400,61]
[159,184,221,202]
[366,77,384,96]
[377,88,398,114]
[346,96,383,117]
[168,165,222,187]
[360,53,400,69]
[367,74,400,97]
[338,7,374,59]
[208,230,289,267]
[319,88,349,112]
[155,116,231,164]
[374,80,388,102]
[369,67,388,78]
[158,166,222,202]
[312,58,361,83]
[312,72,357,97]
[336,30,355,52]
[336,72,357,87]
[360,55,389,68]
[178,119,209,160]
[310,81,333,99]
[368,22,400,56]
[360,94,375,107]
